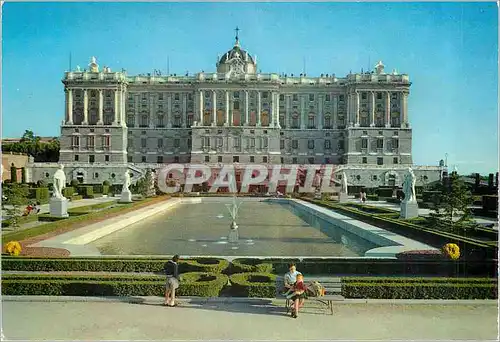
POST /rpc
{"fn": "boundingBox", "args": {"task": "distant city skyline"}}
[2,2,498,174]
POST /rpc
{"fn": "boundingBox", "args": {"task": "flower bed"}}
[229,258,273,274]
[229,272,276,298]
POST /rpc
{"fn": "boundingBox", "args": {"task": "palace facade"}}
[28,34,443,188]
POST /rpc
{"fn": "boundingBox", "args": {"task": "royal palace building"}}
[28,34,444,188]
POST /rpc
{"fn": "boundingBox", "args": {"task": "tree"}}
[3,183,29,227]
[428,172,475,232]
[21,167,26,184]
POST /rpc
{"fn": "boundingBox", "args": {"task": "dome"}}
[219,43,255,65]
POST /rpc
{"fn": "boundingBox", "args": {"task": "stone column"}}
[198,90,204,124]
[402,91,409,127]
[355,91,360,127]
[346,93,351,125]
[317,94,323,129]
[332,95,338,128]
[83,89,89,124]
[256,91,262,126]
[370,91,375,127]
[212,90,217,126]
[113,89,119,125]
[97,90,104,125]
[149,93,155,128]
[121,87,126,126]
[275,93,281,128]
[182,93,187,128]
[271,91,276,127]
[385,91,391,127]
[66,88,73,124]
[285,94,291,128]
[167,93,172,128]
[225,90,230,126]
[300,95,306,129]
[244,90,249,126]
[134,94,139,127]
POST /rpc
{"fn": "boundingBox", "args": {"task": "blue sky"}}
[2,2,498,174]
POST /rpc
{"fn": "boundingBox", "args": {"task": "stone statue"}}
[53,165,67,199]
[76,65,81,72]
[122,171,131,192]
[402,168,416,203]
[340,171,348,194]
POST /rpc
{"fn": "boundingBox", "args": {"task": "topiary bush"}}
[62,187,75,198]
[177,272,229,297]
[230,258,273,274]
[28,187,49,204]
[229,272,277,298]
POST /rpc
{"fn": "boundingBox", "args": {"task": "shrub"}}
[103,180,111,187]
[395,250,444,261]
[1,272,228,297]
[70,179,80,188]
[229,272,277,298]
[78,186,94,199]
[230,258,273,274]
[93,185,110,195]
[342,282,497,300]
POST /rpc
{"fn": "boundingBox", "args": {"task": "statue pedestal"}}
[49,197,69,218]
[228,229,239,243]
[338,193,349,203]
[119,190,132,203]
[400,201,419,219]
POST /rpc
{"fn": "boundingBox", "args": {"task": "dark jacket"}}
[164,260,179,278]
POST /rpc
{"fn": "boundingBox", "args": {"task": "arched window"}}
[324,114,331,129]
[308,113,315,129]
[157,114,164,127]
[140,114,148,127]
[291,113,299,129]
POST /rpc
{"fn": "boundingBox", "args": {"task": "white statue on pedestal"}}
[122,171,131,192]
[340,171,348,194]
[53,165,67,199]
[402,168,416,203]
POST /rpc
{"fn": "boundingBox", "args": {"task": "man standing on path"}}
[164,255,180,307]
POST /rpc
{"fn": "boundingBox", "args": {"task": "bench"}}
[276,276,345,315]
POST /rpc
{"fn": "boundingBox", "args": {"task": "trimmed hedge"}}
[67,201,116,214]
[229,272,276,298]
[62,187,75,198]
[1,272,228,297]
[28,187,50,204]
[178,272,228,297]
[93,184,110,195]
[342,282,497,299]
[230,258,273,274]
[1,257,230,274]
[78,186,94,199]
[342,277,497,284]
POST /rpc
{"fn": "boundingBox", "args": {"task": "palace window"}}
[157,156,164,163]
[362,157,367,164]
[74,155,79,162]
[376,138,383,149]
[158,138,163,148]
[308,140,315,149]
[292,140,298,149]
[262,156,268,163]
[140,115,148,127]
[292,94,298,101]
[72,136,80,147]
[234,137,241,148]
[308,157,314,164]
[233,156,239,162]
[308,116,315,129]
[157,115,164,127]
[279,94,284,101]
[250,156,255,163]
[362,138,368,149]
[393,157,399,164]
[338,140,345,150]
[89,155,95,163]
[280,140,285,149]
[377,92,382,100]
[324,140,331,150]
[233,91,239,98]
[105,155,110,162]
[377,157,383,165]
[174,139,180,148]
[142,156,147,162]
[309,94,314,102]
[325,94,331,102]
[87,136,95,148]
[362,92,367,100]
[128,156,133,162]
[141,138,147,148]
[339,95,344,101]
[103,135,110,148]
[217,137,223,147]
[174,156,180,163]
[392,138,399,149]
[175,93,180,101]
[205,156,210,162]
